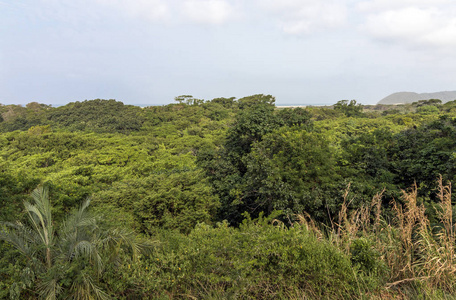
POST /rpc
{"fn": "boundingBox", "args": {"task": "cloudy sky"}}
[1,0,455,106]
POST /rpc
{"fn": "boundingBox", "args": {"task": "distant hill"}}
[378,91,456,104]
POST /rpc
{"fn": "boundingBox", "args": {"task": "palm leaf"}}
[37,278,62,300]
[0,221,42,262]
[70,271,110,300]
[2,184,151,299]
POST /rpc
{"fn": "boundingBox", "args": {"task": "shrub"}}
[114,214,360,299]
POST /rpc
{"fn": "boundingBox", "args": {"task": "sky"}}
[1,0,455,106]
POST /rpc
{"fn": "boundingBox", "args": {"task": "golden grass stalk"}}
[414,176,456,293]
[297,178,456,294]
[392,183,425,277]
[294,212,324,240]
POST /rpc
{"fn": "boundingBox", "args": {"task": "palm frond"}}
[71,271,110,300]
[100,227,157,261]
[31,185,52,225]
[24,185,55,248]
[23,201,48,242]
[37,278,62,300]
[59,198,97,243]
[0,222,41,261]
[73,240,104,273]
[2,184,151,299]
[73,240,95,259]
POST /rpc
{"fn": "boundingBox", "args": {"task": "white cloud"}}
[357,0,450,12]
[256,0,348,35]
[365,7,439,38]
[358,1,456,50]
[181,0,236,25]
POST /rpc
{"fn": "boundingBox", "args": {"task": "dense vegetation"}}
[1,96,456,298]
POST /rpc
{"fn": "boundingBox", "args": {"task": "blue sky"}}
[1,0,455,106]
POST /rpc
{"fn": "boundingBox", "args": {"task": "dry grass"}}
[415,176,456,293]
[296,176,456,298]
[388,182,426,280]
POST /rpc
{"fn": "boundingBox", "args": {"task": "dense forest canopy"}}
[2,96,456,298]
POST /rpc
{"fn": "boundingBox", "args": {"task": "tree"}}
[225,98,278,164]
[416,105,439,115]
[276,107,312,127]
[0,185,150,299]
[243,129,342,221]
[412,99,442,107]
[237,94,275,110]
[333,100,363,117]
[198,96,279,224]
[174,95,204,106]
[46,99,145,133]
[93,170,220,234]
[210,97,236,108]
[389,116,456,198]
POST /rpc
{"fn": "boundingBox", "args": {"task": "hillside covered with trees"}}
[2,95,456,299]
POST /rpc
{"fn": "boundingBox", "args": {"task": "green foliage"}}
[3,95,456,298]
[237,94,275,109]
[350,238,384,275]
[276,107,312,127]
[109,215,358,299]
[442,100,456,113]
[0,103,50,133]
[0,169,40,222]
[341,128,393,179]
[47,99,145,133]
[0,243,29,299]
[200,97,317,224]
[0,185,151,299]
[412,99,442,107]
[308,106,344,120]
[202,101,229,121]
[174,95,204,106]
[225,97,278,160]
[0,99,147,134]
[389,116,456,198]
[93,169,219,234]
[334,100,364,117]
[209,96,236,109]
[243,128,342,220]
[416,105,440,115]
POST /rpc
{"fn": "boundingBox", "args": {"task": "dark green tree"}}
[242,128,342,221]
[47,99,145,133]
[333,100,363,117]
[276,107,312,127]
[93,170,219,234]
[210,97,236,108]
[389,116,456,199]
[225,96,278,166]
[198,95,279,224]
[237,94,275,110]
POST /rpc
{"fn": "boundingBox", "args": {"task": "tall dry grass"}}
[415,176,456,293]
[296,176,456,297]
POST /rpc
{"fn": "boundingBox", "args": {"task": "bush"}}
[112,214,361,299]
